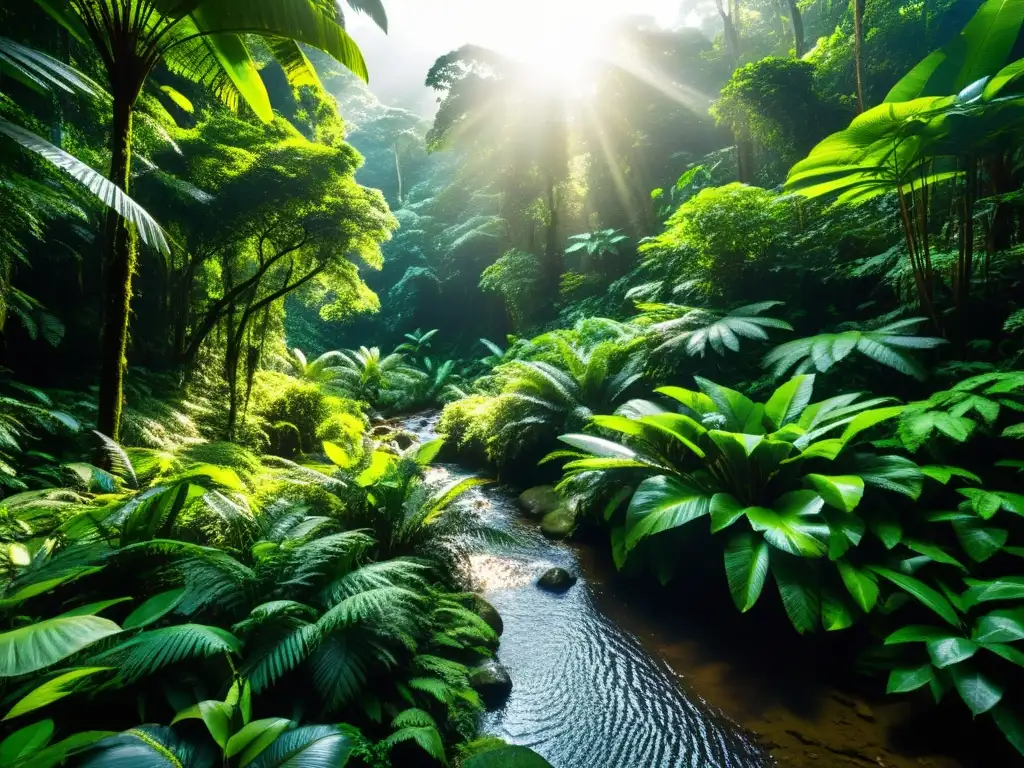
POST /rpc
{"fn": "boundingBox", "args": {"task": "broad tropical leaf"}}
[724,532,769,612]
[624,476,711,552]
[0,614,121,678]
[246,724,352,768]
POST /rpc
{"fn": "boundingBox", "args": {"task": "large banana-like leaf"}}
[197,33,273,122]
[78,725,211,768]
[245,724,352,768]
[0,614,121,678]
[266,38,322,90]
[344,0,388,32]
[0,120,169,254]
[886,0,1024,102]
[189,0,369,81]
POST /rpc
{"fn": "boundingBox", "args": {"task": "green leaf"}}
[724,532,769,612]
[821,584,855,631]
[885,0,1024,101]
[887,664,933,694]
[870,511,903,549]
[0,119,168,254]
[123,589,185,630]
[412,439,443,466]
[4,667,111,720]
[805,474,864,513]
[709,493,746,532]
[904,539,965,570]
[159,85,194,113]
[985,643,1024,668]
[322,441,352,468]
[18,730,112,768]
[885,625,947,644]
[0,719,53,763]
[765,375,815,430]
[992,705,1024,757]
[920,465,982,485]
[869,567,961,627]
[770,552,820,634]
[973,608,1024,644]
[952,518,1008,563]
[246,724,352,768]
[837,561,878,613]
[746,491,828,557]
[172,699,234,749]
[964,576,1024,605]
[356,451,392,487]
[190,0,369,82]
[950,664,1003,715]
[624,476,710,552]
[0,615,121,677]
[926,636,978,668]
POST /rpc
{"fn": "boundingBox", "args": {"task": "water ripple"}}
[402,414,772,768]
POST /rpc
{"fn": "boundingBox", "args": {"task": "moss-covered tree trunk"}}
[97,85,141,440]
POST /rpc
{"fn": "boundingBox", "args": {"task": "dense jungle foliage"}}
[2,0,1024,764]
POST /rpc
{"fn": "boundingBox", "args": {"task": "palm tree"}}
[33,0,387,441]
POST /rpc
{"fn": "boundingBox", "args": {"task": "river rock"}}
[537,567,577,592]
[469,659,512,707]
[517,485,561,518]
[474,595,504,636]
[540,508,575,539]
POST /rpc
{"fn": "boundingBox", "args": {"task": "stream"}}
[399,413,773,768]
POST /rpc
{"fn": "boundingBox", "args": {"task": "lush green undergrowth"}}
[0,371,531,767]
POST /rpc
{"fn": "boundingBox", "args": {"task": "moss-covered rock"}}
[517,485,561,518]
[537,567,577,592]
[474,595,504,636]
[540,508,575,539]
[468,659,512,707]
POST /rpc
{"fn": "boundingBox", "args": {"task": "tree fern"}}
[765,318,946,379]
[638,301,793,357]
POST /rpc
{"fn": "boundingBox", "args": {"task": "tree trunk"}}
[97,90,139,440]
[853,0,866,113]
[786,0,805,57]
[716,0,742,62]
[736,126,756,183]
[544,180,562,293]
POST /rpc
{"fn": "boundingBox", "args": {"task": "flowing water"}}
[399,413,772,768]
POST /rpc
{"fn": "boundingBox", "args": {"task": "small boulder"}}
[537,567,577,592]
[540,508,575,539]
[469,659,512,707]
[517,485,561,518]
[474,596,504,636]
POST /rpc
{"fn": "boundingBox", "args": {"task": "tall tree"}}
[853,0,866,112]
[32,0,386,441]
[784,0,805,57]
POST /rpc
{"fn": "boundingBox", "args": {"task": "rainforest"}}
[1,0,1023,766]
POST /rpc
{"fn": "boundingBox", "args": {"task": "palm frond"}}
[0,119,169,253]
